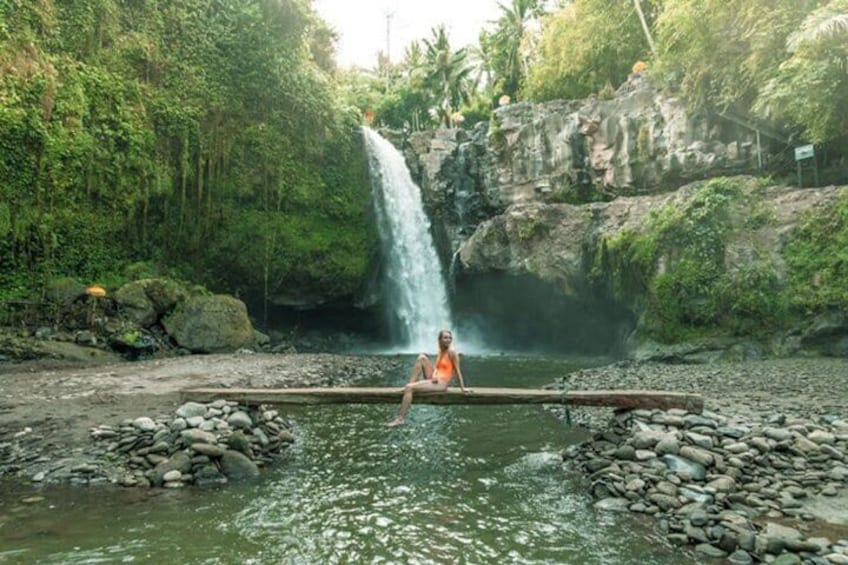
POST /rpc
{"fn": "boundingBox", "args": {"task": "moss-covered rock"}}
[114,279,189,328]
[162,295,256,353]
[44,277,87,307]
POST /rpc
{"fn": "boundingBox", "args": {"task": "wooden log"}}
[180,387,704,413]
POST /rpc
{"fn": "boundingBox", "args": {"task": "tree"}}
[654,0,818,110]
[484,0,543,99]
[422,25,474,126]
[754,0,848,144]
[526,0,654,102]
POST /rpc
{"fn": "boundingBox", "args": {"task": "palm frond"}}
[787,3,848,52]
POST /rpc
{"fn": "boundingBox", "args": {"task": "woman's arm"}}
[450,350,470,392]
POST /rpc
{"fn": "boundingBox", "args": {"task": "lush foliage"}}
[783,189,848,314]
[526,0,655,101]
[753,0,848,143]
[479,0,543,100]
[0,0,376,309]
[593,178,788,341]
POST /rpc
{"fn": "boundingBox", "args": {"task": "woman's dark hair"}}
[438,329,452,339]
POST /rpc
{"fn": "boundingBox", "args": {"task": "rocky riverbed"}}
[553,358,848,564]
[2,351,847,562]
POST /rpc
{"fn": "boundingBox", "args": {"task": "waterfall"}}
[362,128,454,352]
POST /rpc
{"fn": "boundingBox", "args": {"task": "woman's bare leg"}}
[387,379,446,427]
[407,354,434,384]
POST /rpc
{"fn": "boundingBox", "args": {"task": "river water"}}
[0,356,691,564]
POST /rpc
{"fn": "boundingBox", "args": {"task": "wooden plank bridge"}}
[180,387,704,413]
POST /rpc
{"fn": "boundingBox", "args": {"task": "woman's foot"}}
[386,417,405,427]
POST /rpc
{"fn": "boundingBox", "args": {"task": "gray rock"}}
[727,549,753,564]
[695,543,726,558]
[648,493,681,511]
[175,402,208,419]
[656,438,680,455]
[738,531,756,552]
[717,426,748,439]
[220,450,260,481]
[772,554,801,565]
[707,476,736,492]
[613,445,636,461]
[186,416,205,428]
[809,430,836,445]
[680,446,715,467]
[685,431,715,449]
[226,431,253,456]
[194,464,227,486]
[680,487,713,504]
[132,417,157,432]
[151,451,192,486]
[725,442,749,454]
[690,508,709,527]
[227,411,253,431]
[663,454,707,481]
[765,428,792,442]
[749,437,771,452]
[180,429,217,445]
[191,443,226,457]
[821,444,844,460]
[276,430,295,443]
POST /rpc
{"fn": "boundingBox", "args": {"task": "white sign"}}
[794,144,814,161]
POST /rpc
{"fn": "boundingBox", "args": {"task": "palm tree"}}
[422,25,474,126]
[787,0,848,64]
[488,0,543,99]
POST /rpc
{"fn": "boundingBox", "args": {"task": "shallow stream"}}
[0,356,693,563]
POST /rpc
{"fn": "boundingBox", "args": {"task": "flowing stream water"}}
[363,128,453,352]
[0,355,690,564]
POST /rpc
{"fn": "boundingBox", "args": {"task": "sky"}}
[312,0,505,69]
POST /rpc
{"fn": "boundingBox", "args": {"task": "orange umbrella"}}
[86,285,107,297]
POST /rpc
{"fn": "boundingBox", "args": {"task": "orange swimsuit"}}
[434,353,455,384]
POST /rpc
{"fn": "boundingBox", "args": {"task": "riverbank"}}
[0,352,403,484]
[553,358,848,563]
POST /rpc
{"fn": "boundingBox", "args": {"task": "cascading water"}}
[362,127,453,352]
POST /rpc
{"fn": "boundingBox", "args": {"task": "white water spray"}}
[363,128,454,352]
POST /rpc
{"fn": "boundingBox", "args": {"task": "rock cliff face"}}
[394,78,846,356]
[404,76,765,262]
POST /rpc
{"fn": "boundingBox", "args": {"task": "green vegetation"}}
[0,0,376,310]
[593,178,787,341]
[783,189,848,314]
[2,0,847,334]
[526,0,654,101]
[594,178,848,342]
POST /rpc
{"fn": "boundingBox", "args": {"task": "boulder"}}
[163,295,256,353]
[114,278,188,327]
[220,450,260,481]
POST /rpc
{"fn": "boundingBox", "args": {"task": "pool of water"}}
[0,355,692,563]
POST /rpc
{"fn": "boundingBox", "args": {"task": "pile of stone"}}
[90,400,295,488]
[563,408,848,564]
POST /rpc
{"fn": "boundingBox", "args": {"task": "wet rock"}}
[180,429,217,445]
[220,450,260,481]
[191,443,225,457]
[728,549,754,564]
[227,411,253,431]
[662,454,706,481]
